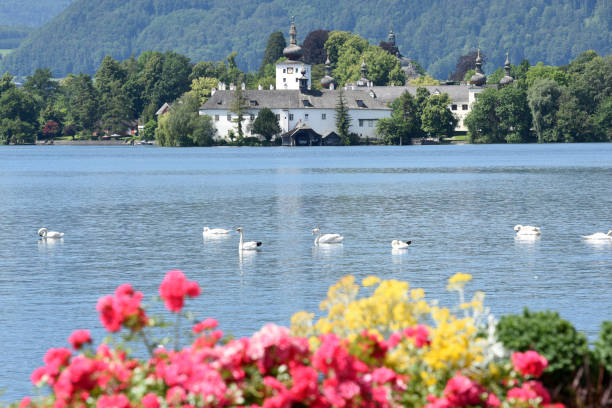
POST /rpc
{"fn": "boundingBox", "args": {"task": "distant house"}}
[156,102,171,116]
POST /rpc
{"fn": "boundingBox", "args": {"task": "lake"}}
[1,144,611,401]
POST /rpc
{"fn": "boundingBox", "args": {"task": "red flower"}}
[192,318,218,333]
[68,330,92,350]
[96,284,148,332]
[142,393,160,408]
[443,374,487,407]
[507,380,551,404]
[18,396,31,408]
[97,394,131,408]
[512,351,548,378]
[159,270,201,313]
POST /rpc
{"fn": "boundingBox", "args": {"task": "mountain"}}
[1,0,610,78]
[0,0,73,28]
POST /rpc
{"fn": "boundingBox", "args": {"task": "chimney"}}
[229,83,235,91]
[270,84,274,90]
[241,82,246,90]
[218,81,223,89]
[330,83,335,90]
[258,84,263,90]
[211,88,216,96]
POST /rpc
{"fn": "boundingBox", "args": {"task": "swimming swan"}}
[203,227,231,236]
[391,240,412,249]
[236,227,262,251]
[582,230,612,240]
[38,228,64,239]
[312,228,343,245]
[514,225,541,235]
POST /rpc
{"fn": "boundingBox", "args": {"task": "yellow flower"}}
[362,276,381,287]
[447,273,472,291]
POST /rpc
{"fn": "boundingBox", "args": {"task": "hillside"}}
[1,0,610,78]
[0,0,73,28]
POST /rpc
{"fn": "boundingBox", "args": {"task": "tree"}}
[24,68,56,100]
[496,86,533,143]
[421,93,457,139]
[259,31,286,76]
[465,88,502,144]
[155,93,215,147]
[230,86,249,139]
[302,30,329,65]
[0,72,15,95]
[335,89,352,145]
[251,108,280,142]
[189,77,218,106]
[141,119,157,141]
[450,51,485,82]
[376,91,419,145]
[42,120,61,140]
[61,74,99,132]
[409,75,439,86]
[527,78,563,142]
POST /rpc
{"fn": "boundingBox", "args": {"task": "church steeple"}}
[470,47,487,86]
[388,27,396,46]
[499,52,514,86]
[320,55,337,89]
[283,17,303,60]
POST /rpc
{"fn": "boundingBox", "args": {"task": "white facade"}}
[200,106,390,141]
[275,61,311,90]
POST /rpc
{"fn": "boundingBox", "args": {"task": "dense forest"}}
[0,0,609,78]
[0,0,72,27]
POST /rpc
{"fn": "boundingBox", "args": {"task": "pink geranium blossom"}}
[159,270,201,313]
[68,330,92,350]
[512,350,548,378]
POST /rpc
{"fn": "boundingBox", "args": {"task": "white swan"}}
[582,230,612,240]
[312,228,343,245]
[203,227,230,236]
[391,239,412,249]
[514,225,541,235]
[236,227,262,251]
[38,227,64,239]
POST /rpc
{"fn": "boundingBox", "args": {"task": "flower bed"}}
[12,270,607,408]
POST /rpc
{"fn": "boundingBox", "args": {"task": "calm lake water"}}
[1,144,611,400]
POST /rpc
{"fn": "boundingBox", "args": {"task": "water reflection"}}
[312,243,343,259]
[582,239,612,250]
[37,237,64,250]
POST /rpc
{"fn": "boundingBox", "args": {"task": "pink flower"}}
[97,394,131,408]
[507,380,551,404]
[68,330,92,350]
[372,367,396,384]
[192,318,218,333]
[443,374,487,407]
[142,393,160,408]
[512,350,548,378]
[18,397,31,408]
[403,325,431,347]
[159,270,201,313]
[96,284,148,332]
[486,393,501,407]
[425,395,451,408]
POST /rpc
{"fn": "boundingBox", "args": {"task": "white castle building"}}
[199,22,493,144]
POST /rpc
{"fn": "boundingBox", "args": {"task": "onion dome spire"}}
[356,59,369,87]
[320,55,337,89]
[388,27,396,46]
[470,47,487,86]
[283,16,303,60]
[499,52,514,86]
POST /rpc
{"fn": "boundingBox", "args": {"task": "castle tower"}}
[276,17,311,90]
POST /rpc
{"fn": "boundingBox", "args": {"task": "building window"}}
[359,119,364,127]
[289,114,294,121]
[283,78,286,83]
[322,113,326,120]
[227,114,231,121]
[305,114,309,119]
[287,67,293,74]
[368,120,373,127]
[275,114,280,121]
[283,68,286,73]
[451,104,457,110]
[214,115,219,121]
[462,104,468,110]
[295,78,299,82]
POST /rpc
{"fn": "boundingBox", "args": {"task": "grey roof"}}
[368,85,471,104]
[201,89,391,111]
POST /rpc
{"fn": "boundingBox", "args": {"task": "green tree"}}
[525,62,570,87]
[497,86,533,143]
[376,91,419,145]
[189,77,218,106]
[155,93,215,146]
[335,89,352,145]
[141,119,157,141]
[259,31,286,76]
[465,88,502,144]
[251,107,280,142]
[0,87,39,144]
[229,86,248,139]
[0,72,15,95]
[409,74,439,86]
[421,93,457,139]
[527,78,563,142]
[24,68,56,100]
[61,73,99,132]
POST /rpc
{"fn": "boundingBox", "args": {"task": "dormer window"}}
[249,100,258,106]
[302,99,312,107]
[356,99,367,108]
